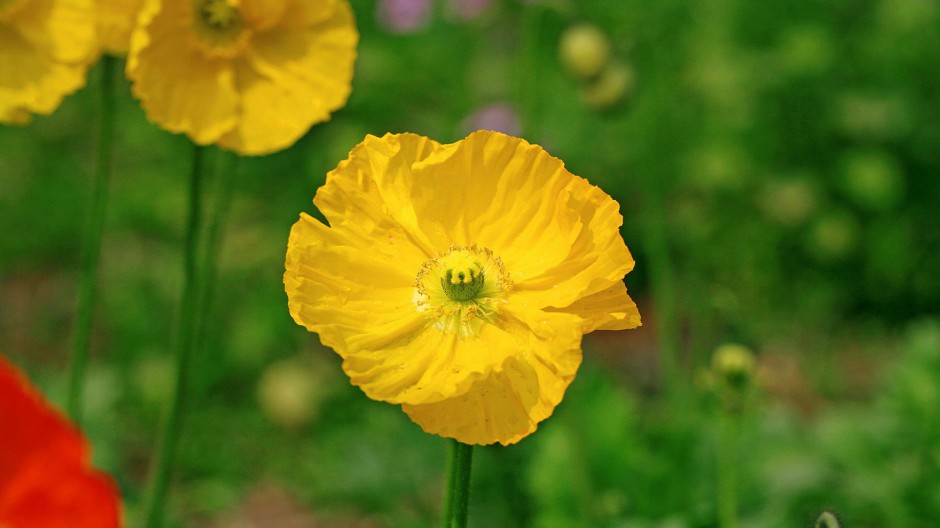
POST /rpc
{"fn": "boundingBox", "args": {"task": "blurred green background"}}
[2,0,940,526]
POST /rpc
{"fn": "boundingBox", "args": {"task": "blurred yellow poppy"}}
[0,0,96,124]
[127,0,358,155]
[96,0,145,55]
[284,131,642,445]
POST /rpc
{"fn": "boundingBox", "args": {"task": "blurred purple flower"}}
[462,103,522,136]
[376,0,433,34]
[447,0,493,21]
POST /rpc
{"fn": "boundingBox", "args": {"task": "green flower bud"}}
[582,61,634,110]
[559,23,611,79]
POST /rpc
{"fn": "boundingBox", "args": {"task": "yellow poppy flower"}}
[96,0,145,55]
[127,0,358,155]
[0,0,96,124]
[284,131,642,445]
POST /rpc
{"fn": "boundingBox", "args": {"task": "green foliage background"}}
[1,0,939,526]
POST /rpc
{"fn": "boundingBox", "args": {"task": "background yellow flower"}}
[285,131,642,445]
[96,0,145,55]
[127,0,358,156]
[0,0,96,124]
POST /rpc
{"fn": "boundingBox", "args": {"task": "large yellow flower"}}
[284,131,642,445]
[0,0,95,124]
[96,0,145,55]
[127,0,358,155]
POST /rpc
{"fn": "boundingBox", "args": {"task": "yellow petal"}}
[9,0,95,64]
[0,26,87,124]
[127,2,239,145]
[0,104,31,124]
[511,175,636,312]
[285,214,424,331]
[315,133,442,256]
[203,0,356,154]
[240,0,289,31]
[286,212,511,406]
[405,131,583,278]
[286,206,585,417]
[285,213,433,388]
[96,0,145,55]
[219,2,356,154]
[545,280,641,332]
[402,309,583,445]
[280,0,340,29]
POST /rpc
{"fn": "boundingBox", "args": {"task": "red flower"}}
[0,356,121,527]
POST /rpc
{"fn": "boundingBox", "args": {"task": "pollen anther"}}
[413,244,511,337]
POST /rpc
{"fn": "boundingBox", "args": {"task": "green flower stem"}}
[717,413,740,528]
[641,174,681,397]
[66,54,118,425]
[142,145,208,528]
[195,150,237,349]
[442,439,474,528]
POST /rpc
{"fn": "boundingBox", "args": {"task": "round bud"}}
[257,358,324,430]
[582,61,634,110]
[712,343,756,389]
[559,23,611,79]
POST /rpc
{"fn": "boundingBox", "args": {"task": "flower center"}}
[440,252,485,302]
[414,245,512,338]
[190,0,250,58]
[200,0,239,29]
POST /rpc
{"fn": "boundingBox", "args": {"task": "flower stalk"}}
[196,150,237,349]
[142,145,208,528]
[442,439,474,528]
[66,55,118,425]
[712,343,754,528]
[716,413,740,528]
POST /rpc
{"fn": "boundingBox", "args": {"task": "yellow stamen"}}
[413,245,512,338]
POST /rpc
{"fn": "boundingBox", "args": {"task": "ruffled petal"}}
[402,357,541,446]
[402,309,583,445]
[0,105,30,124]
[0,27,87,124]
[285,213,431,396]
[8,0,95,64]
[285,214,425,334]
[511,176,636,311]
[127,1,239,145]
[96,0,145,55]
[545,280,641,332]
[315,133,442,256]
[406,131,583,279]
[219,0,356,155]
[286,212,512,406]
